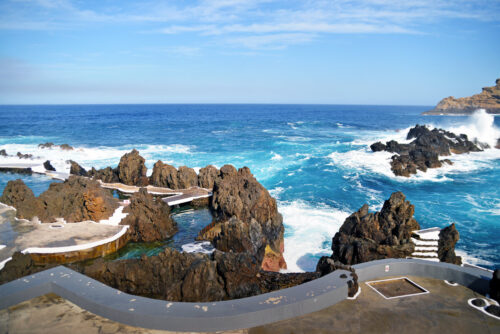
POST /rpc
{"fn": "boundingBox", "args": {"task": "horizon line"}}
[0,102,433,107]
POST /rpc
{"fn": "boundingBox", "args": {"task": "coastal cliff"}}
[424,78,500,115]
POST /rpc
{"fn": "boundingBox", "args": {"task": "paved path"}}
[99,182,212,206]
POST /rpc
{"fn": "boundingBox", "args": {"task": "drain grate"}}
[366,277,429,299]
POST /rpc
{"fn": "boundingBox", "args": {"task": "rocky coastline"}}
[424,78,500,115]
[0,148,490,303]
[370,124,487,177]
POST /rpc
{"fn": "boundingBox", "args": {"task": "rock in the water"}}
[1,176,118,223]
[0,149,7,156]
[60,143,73,150]
[177,166,198,189]
[437,223,462,265]
[371,125,483,177]
[121,188,177,242]
[117,149,148,186]
[198,165,219,189]
[331,192,420,265]
[424,78,500,115]
[370,142,386,152]
[209,165,286,271]
[69,160,88,177]
[496,138,500,149]
[38,142,55,149]
[43,160,56,171]
[16,152,33,159]
[490,269,500,303]
[149,160,178,189]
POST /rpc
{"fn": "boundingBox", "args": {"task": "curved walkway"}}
[0,258,493,332]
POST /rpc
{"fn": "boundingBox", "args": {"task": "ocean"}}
[0,104,499,271]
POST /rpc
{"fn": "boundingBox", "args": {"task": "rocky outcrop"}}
[43,160,56,171]
[177,166,197,189]
[149,161,178,188]
[0,149,7,156]
[437,223,462,265]
[121,188,177,242]
[370,125,483,177]
[150,161,213,190]
[330,192,420,265]
[0,179,42,219]
[38,142,74,150]
[116,149,148,186]
[424,79,500,115]
[69,160,88,177]
[209,165,286,271]
[81,248,262,302]
[16,152,33,159]
[198,165,219,189]
[0,252,55,285]
[89,167,118,183]
[0,177,118,223]
[491,269,500,303]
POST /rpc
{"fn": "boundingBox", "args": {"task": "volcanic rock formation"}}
[43,160,56,171]
[437,223,462,265]
[370,125,483,177]
[329,192,420,265]
[121,188,177,242]
[117,149,148,186]
[0,252,55,285]
[69,160,88,177]
[208,165,286,271]
[0,176,118,223]
[424,78,500,115]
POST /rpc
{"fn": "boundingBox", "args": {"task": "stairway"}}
[410,227,440,262]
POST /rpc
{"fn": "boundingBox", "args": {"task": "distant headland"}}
[424,78,500,115]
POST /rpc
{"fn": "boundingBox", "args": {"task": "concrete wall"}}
[0,258,493,332]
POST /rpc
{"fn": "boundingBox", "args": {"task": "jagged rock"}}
[177,166,197,189]
[121,188,177,242]
[331,192,420,265]
[0,252,55,285]
[89,167,118,183]
[437,223,462,265]
[198,165,219,189]
[69,160,88,177]
[0,149,7,156]
[117,149,148,186]
[496,138,500,149]
[60,144,73,150]
[371,125,483,177]
[370,142,386,152]
[16,152,33,159]
[209,165,286,271]
[0,179,42,219]
[149,161,178,189]
[491,269,500,303]
[38,142,55,149]
[43,160,56,171]
[1,177,118,223]
[424,78,500,115]
[81,248,263,302]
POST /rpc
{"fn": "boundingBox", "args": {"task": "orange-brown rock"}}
[0,176,118,223]
[425,78,500,115]
[209,165,286,271]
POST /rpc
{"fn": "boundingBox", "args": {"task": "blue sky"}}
[0,0,499,105]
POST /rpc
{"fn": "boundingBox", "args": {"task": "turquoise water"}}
[0,104,498,271]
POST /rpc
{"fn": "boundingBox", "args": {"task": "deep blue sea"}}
[0,104,499,271]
